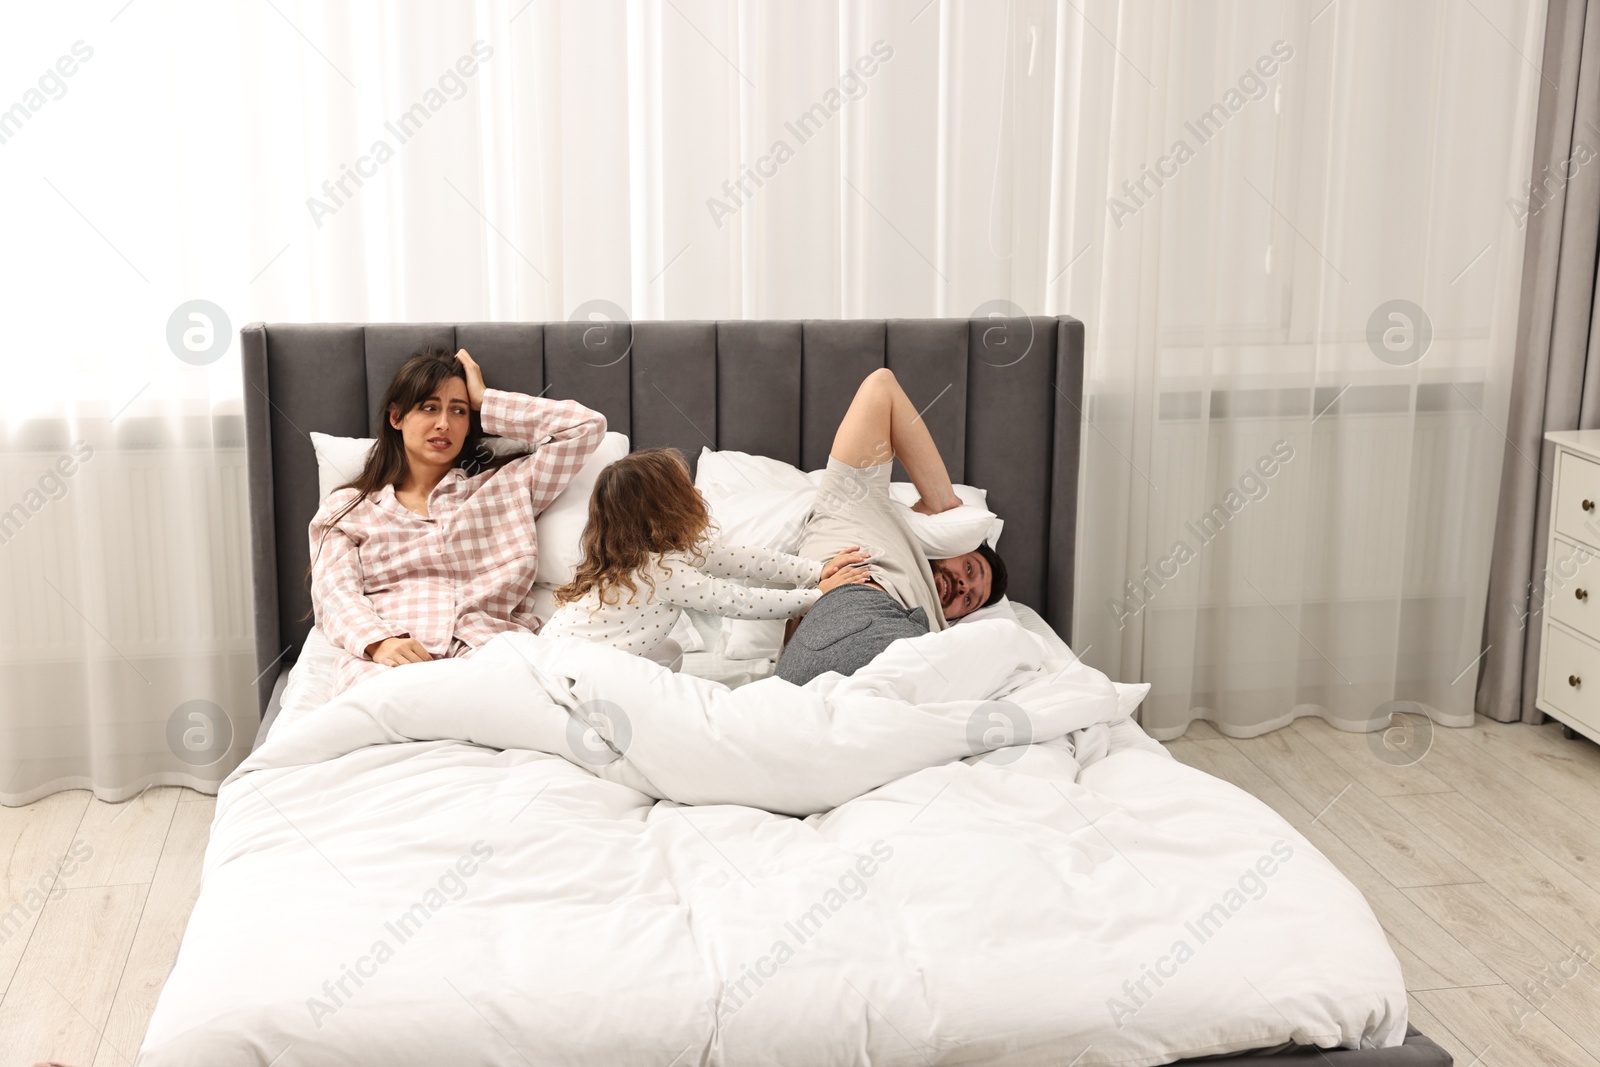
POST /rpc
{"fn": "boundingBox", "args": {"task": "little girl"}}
[542,448,871,664]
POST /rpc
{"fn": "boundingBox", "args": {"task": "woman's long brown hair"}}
[302,347,528,617]
[555,448,714,608]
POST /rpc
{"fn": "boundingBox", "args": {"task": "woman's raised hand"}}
[456,348,486,411]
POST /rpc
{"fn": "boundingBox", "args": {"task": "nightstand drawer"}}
[1548,539,1600,637]
[1542,626,1600,732]
[1554,452,1600,547]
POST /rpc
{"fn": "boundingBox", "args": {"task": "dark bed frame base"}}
[1183,1026,1449,1065]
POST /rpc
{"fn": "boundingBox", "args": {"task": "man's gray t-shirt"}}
[795,456,947,632]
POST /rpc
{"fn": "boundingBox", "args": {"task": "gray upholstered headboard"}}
[240,316,1086,716]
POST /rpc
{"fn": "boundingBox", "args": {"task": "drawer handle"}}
[1580,589,1590,602]
[1585,500,1596,513]
[1571,674,1583,688]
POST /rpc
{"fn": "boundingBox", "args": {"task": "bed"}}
[136,318,1450,1065]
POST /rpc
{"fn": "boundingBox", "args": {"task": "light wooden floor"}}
[0,786,213,1067]
[1,716,1598,1065]
[1166,715,1600,1067]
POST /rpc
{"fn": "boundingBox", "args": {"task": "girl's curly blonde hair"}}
[554,447,713,608]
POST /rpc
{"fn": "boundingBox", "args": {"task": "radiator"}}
[1132,397,1498,716]
[0,446,254,661]
[1142,404,1498,608]
[0,440,260,798]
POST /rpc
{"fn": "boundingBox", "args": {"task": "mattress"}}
[149,612,1428,1065]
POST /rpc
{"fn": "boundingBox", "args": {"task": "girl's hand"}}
[365,636,434,666]
[821,546,870,580]
[456,349,487,411]
[819,562,874,594]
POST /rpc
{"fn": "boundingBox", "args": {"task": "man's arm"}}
[829,368,960,515]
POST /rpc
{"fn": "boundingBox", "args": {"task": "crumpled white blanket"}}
[139,620,1405,1066]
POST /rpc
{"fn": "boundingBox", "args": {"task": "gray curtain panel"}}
[1479,0,1600,723]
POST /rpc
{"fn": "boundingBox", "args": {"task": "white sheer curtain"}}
[1066,1,1544,738]
[0,0,1543,803]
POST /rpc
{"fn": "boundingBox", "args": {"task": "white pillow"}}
[887,483,1004,558]
[696,449,813,494]
[904,505,1003,559]
[706,488,817,553]
[670,609,707,652]
[953,595,1019,626]
[309,432,376,502]
[683,608,728,650]
[719,618,787,661]
[308,431,540,503]
[531,582,559,627]
[307,429,630,589]
[694,448,1002,558]
[695,450,817,553]
[532,432,630,586]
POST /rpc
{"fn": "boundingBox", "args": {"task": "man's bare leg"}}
[830,368,960,514]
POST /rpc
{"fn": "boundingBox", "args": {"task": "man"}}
[777,368,1007,685]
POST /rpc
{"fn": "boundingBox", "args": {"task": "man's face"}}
[932,551,991,619]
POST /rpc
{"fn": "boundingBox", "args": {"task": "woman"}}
[308,346,606,696]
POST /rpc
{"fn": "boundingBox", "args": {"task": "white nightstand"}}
[1537,431,1600,743]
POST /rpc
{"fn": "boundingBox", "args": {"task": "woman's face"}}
[391,375,470,469]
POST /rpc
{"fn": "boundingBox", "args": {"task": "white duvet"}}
[141,620,1406,1066]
